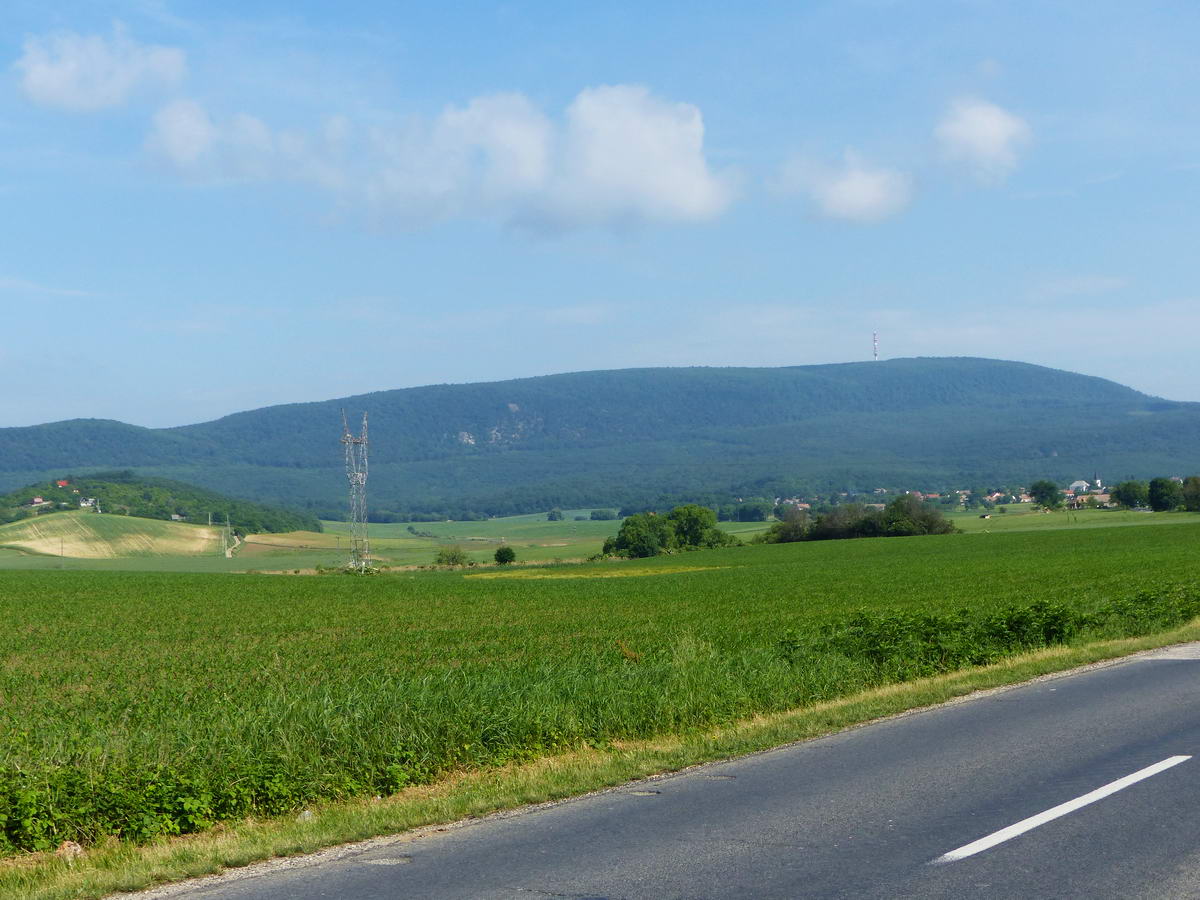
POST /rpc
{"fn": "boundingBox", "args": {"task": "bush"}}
[434,545,469,566]
[589,509,618,520]
[494,545,516,565]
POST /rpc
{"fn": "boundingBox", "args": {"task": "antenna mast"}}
[341,410,371,572]
[873,331,879,361]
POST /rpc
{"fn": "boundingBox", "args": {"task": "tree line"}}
[754,494,957,544]
[1110,477,1200,511]
[1026,477,1200,512]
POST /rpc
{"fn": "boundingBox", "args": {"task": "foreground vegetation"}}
[4,522,1200,857]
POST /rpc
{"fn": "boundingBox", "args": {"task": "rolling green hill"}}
[1,358,1197,517]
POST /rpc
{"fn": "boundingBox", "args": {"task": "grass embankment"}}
[4,522,1200,872]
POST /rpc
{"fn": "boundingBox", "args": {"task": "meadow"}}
[3,505,1191,574]
[3,520,1200,855]
[0,509,637,572]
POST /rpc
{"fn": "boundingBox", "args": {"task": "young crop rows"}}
[3,525,1200,854]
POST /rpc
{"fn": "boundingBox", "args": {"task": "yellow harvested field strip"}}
[0,513,221,558]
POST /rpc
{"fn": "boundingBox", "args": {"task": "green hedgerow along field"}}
[4,522,1200,855]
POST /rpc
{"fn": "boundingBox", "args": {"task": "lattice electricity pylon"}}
[341,410,371,572]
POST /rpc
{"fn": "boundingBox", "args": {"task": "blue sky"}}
[2,1,1198,427]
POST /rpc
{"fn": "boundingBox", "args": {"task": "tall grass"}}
[3,524,1200,853]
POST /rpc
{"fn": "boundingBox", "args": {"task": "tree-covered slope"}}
[0,358,1196,517]
[0,473,321,533]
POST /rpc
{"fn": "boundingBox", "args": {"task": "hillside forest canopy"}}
[0,472,320,534]
[2,358,1199,519]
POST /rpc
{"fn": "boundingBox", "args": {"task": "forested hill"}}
[0,472,321,533]
[1,358,1197,518]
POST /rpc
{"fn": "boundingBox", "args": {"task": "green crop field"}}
[949,506,1200,533]
[3,520,1200,857]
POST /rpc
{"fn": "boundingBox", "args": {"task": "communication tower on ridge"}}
[873,332,879,361]
[341,410,371,572]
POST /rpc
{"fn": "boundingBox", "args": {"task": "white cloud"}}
[778,151,913,223]
[15,24,184,111]
[144,85,734,230]
[546,85,733,227]
[147,99,216,166]
[935,98,1031,181]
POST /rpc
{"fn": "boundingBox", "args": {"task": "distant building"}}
[55,479,69,488]
[1068,480,1090,493]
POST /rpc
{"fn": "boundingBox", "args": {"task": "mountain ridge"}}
[2,358,1196,517]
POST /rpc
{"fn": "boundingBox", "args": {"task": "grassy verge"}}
[4,619,1199,900]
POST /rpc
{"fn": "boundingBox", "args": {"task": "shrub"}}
[494,545,516,565]
[433,545,469,566]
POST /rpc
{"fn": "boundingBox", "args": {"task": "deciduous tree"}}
[1110,481,1149,509]
[1028,480,1063,509]
[1182,476,1200,512]
[1148,477,1183,512]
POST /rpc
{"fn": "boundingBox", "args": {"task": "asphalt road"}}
[138,644,1200,899]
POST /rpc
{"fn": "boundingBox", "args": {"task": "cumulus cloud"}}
[15,24,184,111]
[777,151,913,223]
[144,84,734,230]
[935,98,1031,181]
[547,85,733,226]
